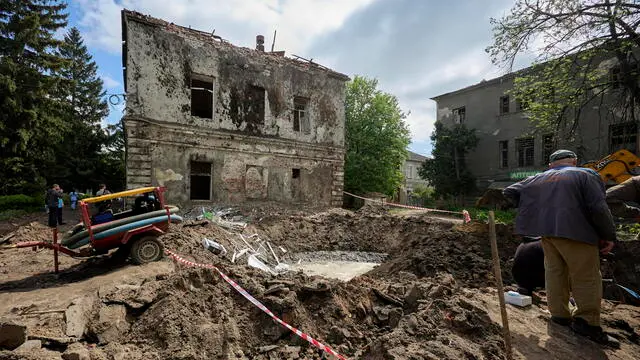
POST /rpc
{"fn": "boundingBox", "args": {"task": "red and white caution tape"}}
[164,249,347,360]
[343,191,471,223]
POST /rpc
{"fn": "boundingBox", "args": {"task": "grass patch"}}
[0,209,28,221]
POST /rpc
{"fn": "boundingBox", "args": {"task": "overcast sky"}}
[69,0,518,156]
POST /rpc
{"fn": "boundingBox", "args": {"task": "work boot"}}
[550,316,572,326]
[571,317,620,348]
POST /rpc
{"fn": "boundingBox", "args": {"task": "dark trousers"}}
[48,207,63,227]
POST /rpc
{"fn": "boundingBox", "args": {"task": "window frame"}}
[190,74,214,119]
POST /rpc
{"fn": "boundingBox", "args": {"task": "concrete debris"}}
[89,305,130,345]
[0,319,27,350]
[13,339,41,352]
[65,296,95,338]
[62,342,90,360]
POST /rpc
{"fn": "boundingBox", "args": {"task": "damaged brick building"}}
[120,10,348,207]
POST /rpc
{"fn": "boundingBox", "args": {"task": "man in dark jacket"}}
[45,184,63,227]
[503,149,618,346]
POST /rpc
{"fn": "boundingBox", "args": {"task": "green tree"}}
[97,120,126,192]
[52,27,109,191]
[419,122,478,199]
[344,76,411,196]
[487,0,640,135]
[0,0,68,194]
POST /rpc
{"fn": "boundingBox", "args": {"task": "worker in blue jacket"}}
[503,149,618,347]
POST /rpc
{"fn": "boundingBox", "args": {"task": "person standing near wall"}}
[45,184,63,227]
[57,188,66,225]
[503,149,618,347]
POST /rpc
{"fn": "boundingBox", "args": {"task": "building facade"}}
[431,64,638,190]
[404,151,429,194]
[121,10,348,207]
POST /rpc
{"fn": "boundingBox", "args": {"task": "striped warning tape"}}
[164,249,347,360]
[343,191,471,223]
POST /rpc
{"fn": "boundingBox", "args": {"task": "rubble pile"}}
[1,209,639,360]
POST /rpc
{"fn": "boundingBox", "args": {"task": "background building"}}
[431,62,638,190]
[121,10,348,207]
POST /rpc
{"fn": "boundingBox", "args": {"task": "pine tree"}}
[0,0,68,194]
[52,27,109,191]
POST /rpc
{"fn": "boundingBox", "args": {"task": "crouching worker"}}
[512,238,545,296]
[606,175,640,220]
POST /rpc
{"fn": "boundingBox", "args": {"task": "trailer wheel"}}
[130,236,164,265]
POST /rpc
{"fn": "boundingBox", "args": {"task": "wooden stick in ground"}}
[489,211,513,360]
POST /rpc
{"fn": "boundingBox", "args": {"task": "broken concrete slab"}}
[13,339,41,352]
[0,319,27,350]
[65,295,96,338]
[62,342,90,360]
[89,305,130,345]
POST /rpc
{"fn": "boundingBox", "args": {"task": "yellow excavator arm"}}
[581,149,640,185]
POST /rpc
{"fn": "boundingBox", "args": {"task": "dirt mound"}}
[2,209,640,360]
[255,210,458,254]
[370,223,520,287]
[1,221,52,244]
[63,264,507,360]
[355,202,388,216]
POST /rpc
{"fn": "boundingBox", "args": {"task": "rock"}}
[373,306,390,323]
[62,343,90,360]
[257,345,279,353]
[388,308,403,328]
[65,296,95,338]
[403,285,422,312]
[280,345,301,359]
[89,305,130,345]
[13,339,41,352]
[327,326,351,344]
[405,314,419,335]
[0,319,27,350]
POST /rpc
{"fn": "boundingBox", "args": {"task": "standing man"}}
[45,184,63,227]
[503,150,618,346]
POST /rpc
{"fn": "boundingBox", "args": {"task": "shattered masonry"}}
[120,10,349,207]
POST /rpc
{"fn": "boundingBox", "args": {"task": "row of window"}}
[189,74,310,133]
[497,123,638,168]
[451,95,528,124]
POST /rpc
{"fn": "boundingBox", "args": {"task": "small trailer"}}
[1,186,182,272]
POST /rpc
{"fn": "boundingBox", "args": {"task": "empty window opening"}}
[294,97,310,133]
[500,95,509,114]
[191,75,214,119]
[542,134,555,164]
[190,161,212,200]
[406,165,413,179]
[609,122,638,153]
[452,106,465,124]
[292,168,301,179]
[499,140,509,168]
[516,137,535,167]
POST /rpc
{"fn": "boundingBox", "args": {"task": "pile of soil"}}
[1,209,640,360]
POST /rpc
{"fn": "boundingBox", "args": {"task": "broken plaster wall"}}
[122,12,346,207]
[125,120,341,206]
[124,17,345,146]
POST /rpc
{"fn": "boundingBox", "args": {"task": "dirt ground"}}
[0,206,639,359]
